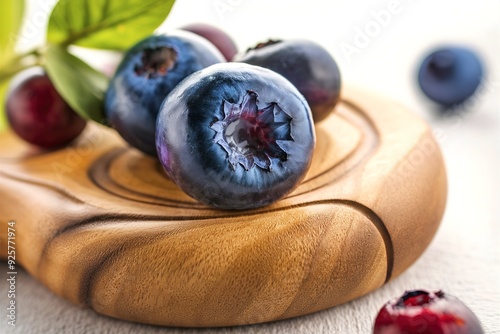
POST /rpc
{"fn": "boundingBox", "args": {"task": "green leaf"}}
[0,0,25,67]
[0,80,10,132]
[45,46,108,123]
[0,0,24,131]
[47,0,175,50]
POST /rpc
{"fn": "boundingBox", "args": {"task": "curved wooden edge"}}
[0,88,447,327]
[342,88,447,279]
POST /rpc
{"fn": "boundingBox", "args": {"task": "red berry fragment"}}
[6,67,86,148]
[373,289,484,334]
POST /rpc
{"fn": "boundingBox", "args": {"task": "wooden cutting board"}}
[0,88,447,327]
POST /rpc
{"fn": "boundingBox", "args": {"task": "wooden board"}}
[0,88,447,327]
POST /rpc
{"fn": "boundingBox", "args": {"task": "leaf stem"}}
[0,48,43,83]
[1,48,40,68]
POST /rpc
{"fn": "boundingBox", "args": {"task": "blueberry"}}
[234,39,341,123]
[6,67,86,148]
[156,63,316,210]
[105,30,225,156]
[417,46,484,108]
[180,23,238,61]
[373,289,484,334]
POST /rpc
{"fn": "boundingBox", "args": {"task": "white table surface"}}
[1,0,499,333]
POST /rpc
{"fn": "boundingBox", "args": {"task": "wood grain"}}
[0,88,447,327]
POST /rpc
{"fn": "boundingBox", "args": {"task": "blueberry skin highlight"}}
[156,63,316,210]
[417,46,484,108]
[235,39,341,123]
[105,30,225,156]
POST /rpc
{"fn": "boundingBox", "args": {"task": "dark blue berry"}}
[234,39,341,123]
[156,63,316,210]
[105,30,225,155]
[417,46,484,108]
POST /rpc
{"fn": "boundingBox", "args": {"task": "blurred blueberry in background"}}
[417,46,484,110]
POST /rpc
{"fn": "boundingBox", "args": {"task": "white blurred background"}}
[4,0,500,333]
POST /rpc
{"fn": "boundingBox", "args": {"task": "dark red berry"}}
[373,289,484,334]
[180,23,238,61]
[6,67,86,148]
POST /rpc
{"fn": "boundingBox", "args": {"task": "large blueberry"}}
[105,30,225,155]
[417,46,484,108]
[156,63,316,210]
[234,39,341,123]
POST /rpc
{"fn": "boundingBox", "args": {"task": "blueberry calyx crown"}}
[211,90,293,171]
[428,50,456,78]
[245,39,282,53]
[134,46,178,78]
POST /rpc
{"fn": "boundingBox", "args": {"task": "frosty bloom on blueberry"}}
[156,63,316,210]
